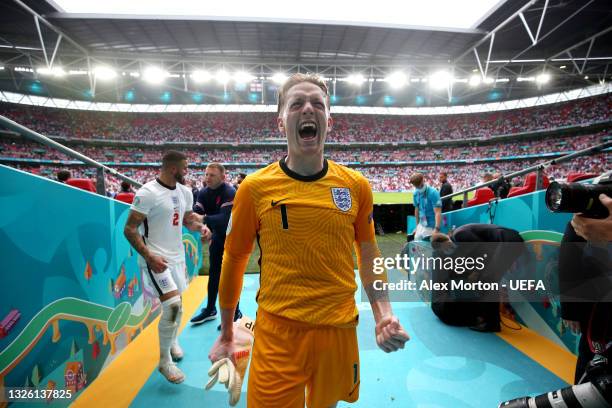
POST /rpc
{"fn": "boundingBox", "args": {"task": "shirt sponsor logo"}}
[331,188,352,212]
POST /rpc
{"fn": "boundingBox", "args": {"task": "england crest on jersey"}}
[331,187,352,212]
[158,276,170,289]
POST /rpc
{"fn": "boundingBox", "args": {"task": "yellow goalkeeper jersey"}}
[219,157,376,327]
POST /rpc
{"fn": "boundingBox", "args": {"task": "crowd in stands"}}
[9,151,607,196]
[1,92,610,143]
[359,154,608,192]
[1,132,607,164]
[2,93,609,195]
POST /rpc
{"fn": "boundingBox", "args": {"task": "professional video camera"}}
[499,350,611,408]
[545,171,612,219]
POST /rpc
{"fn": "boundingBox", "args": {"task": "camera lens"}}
[545,181,612,218]
[546,183,564,211]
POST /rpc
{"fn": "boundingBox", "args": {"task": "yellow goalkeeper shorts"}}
[247,308,360,408]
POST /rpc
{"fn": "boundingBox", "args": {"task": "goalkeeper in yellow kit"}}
[208,73,410,407]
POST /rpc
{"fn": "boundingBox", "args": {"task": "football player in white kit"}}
[124,151,211,384]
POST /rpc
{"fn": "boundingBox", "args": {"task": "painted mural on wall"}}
[0,165,202,406]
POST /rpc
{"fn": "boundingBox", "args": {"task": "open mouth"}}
[298,121,318,140]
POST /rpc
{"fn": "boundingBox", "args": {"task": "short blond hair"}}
[206,162,225,175]
[277,73,330,114]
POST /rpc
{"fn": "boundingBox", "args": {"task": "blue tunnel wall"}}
[0,165,202,405]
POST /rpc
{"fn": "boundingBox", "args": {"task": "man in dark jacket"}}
[190,163,243,327]
[559,221,611,384]
[438,172,453,212]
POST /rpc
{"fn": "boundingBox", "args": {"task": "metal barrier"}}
[440,140,611,207]
[0,114,141,195]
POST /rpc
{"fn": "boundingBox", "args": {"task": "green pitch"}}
[373,191,474,205]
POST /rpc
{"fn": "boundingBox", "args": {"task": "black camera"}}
[499,355,611,408]
[499,376,612,408]
[545,172,612,219]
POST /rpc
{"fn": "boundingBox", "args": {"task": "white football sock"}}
[171,302,184,360]
[159,296,181,367]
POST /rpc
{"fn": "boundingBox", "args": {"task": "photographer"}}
[571,194,612,242]
[430,223,526,332]
[559,212,612,384]
[550,172,612,384]
[499,177,612,407]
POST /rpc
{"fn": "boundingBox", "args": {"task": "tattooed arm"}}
[123,210,167,273]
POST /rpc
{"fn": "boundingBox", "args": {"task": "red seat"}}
[507,173,549,198]
[115,192,135,204]
[467,187,495,207]
[566,172,598,183]
[66,178,97,193]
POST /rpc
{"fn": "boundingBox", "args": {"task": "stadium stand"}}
[0,92,610,143]
[0,93,609,197]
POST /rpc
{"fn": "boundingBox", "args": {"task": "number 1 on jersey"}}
[280,204,289,229]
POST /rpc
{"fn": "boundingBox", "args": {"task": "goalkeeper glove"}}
[206,316,255,406]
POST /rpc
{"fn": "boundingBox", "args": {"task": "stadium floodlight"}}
[143,66,167,84]
[94,66,117,80]
[234,71,255,84]
[192,70,212,83]
[271,72,288,85]
[483,77,495,85]
[215,69,231,85]
[385,71,408,89]
[469,75,481,87]
[429,70,452,90]
[37,67,66,77]
[346,74,366,86]
[536,72,551,84]
[517,76,535,82]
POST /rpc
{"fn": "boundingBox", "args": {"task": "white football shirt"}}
[131,178,193,265]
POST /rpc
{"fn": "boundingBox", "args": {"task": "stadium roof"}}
[0,0,611,106]
[46,0,502,31]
